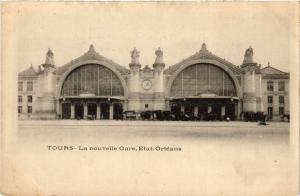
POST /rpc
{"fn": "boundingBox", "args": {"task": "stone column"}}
[71,103,75,119]
[84,103,87,119]
[96,103,101,120]
[208,105,212,113]
[194,105,198,117]
[221,105,226,116]
[235,102,240,120]
[180,104,185,113]
[109,103,114,120]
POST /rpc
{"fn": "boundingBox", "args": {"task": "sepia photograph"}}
[1,2,299,195]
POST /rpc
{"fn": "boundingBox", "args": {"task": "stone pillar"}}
[194,105,198,117]
[84,103,87,119]
[96,103,101,120]
[208,105,212,113]
[57,102,62,118]
[165,100,170,111]
[236,102,240,120]
[221,105,226,116]
[109,103,114,120]
[71,103,75,119]
[180,104,185,113]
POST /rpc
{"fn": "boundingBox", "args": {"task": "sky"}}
[3,2,298,72]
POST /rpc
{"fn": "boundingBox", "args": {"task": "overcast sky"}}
[4,2,298,72]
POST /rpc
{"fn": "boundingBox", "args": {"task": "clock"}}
[142,80,152,90]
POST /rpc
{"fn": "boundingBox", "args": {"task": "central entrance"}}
[75,103,84,119]
[100,103,110,120]
[87,103,97,119]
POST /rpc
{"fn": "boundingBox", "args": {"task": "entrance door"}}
[113,103,123,120]
[212,103,222,120]
[225,103,235,120]
[100,103,110,120]
[184,102,194,117]
[170,102,181,120]
[198,103,208,120]
[62,103,71,119]
[87,103,97,119]
[75,102,84,119]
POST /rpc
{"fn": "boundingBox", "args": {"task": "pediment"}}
[165,44,242,75]
[55,45,130,76]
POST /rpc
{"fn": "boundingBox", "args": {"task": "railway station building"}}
[18,43,289,120]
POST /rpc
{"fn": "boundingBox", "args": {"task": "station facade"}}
[18,44,289,120]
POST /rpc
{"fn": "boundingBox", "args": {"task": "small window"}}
[145,104,149,109]
[27,95,32,103]
[268,96,273,104]
[18,96,22,103]
[267,107,273,116]
[279,107,284,115]
[27,81,33,91]
[279,96,284,104]
[27,106,32,113]
[267,81,274,91]
[278,81,285,91]
[18,81,23,91]
[18,106,22,113]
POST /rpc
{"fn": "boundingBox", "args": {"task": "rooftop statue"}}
[44,48,55,66]
[130,47,140,65]
[243,46,254,64]
[154,47,164,65]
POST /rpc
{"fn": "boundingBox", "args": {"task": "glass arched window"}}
[61,64,124,96]
[170,64,236,97]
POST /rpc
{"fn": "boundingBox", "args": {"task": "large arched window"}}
[170,64,237,97]
[61,64,124,96]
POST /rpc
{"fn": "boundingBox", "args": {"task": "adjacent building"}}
[18,44,289,120]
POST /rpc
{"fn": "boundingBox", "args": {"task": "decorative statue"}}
[154,47,164,65]
[243,46,254,64]
[45,48,55,65]
[130,47,140,65]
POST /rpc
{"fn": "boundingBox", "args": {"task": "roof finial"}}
[201,43,207,51]
[89,44,95,52]
[268,62,270,67]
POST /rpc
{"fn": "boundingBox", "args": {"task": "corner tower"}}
[241,46,263,114]
[128,48,141,111]
[36,48,57,118]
